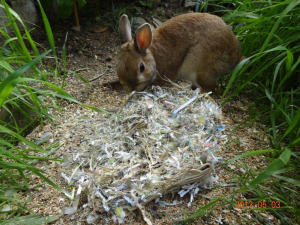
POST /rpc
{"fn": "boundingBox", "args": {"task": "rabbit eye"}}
[139,63,145,73]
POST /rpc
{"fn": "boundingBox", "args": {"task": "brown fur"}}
[117,13,243,92]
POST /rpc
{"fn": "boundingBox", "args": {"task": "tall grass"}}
[0,0,111,220]
[222,0,300,149]
[0,0,83,222]
[181,0,300,224]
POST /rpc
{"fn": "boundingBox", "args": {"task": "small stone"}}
[153,17,163,28]
[228,164,236,170]
[234,207,241,212]
[260,213,268,218]
[65,133,72,138]
[239,168,246,173]
[52,161,58,168]
[268,215,274,220]
[132,17,148,32]
[184,0,197,8]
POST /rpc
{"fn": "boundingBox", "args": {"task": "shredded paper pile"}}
[61,85,226,224]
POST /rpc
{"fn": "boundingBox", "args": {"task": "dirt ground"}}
[18,2,286,225]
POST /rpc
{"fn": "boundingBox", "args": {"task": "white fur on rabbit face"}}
[117,15,156,92]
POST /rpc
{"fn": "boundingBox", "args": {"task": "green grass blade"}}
[0,161,37,170]
[0,125,45,152]
[61,32,68,87]
[36,0,56,57]
[288,137,300,147]
[24,29,40,57]
[281,108,300,141]
[40,81,81,104]
[277,55,300,91]
[178,197,233,224]
[221,57,249,99]
[69,70,90,84]
[0,59,14,73]
[248,148,292,189]
[259,1,300,53]
[285,50,294,72]
[32,170,71,198]
[0,50,51,107]
[0,0,34,67]
[77,0,86,9]
[273,174,300,187]
[2,213,61,225]
[226,149,275,164]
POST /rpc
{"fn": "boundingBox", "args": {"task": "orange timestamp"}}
[235,200,281,209]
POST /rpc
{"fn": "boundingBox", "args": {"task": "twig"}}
[89,65,108,82]
[156,70,191,90]
[72,0,80,30]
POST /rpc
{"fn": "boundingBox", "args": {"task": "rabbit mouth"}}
[120,82,147,92]
[133,82,150,91]
[133,74,156,91]
[122,80,151,92]
[120,72,156,92]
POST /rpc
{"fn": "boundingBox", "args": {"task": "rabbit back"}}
[150,13,243,91]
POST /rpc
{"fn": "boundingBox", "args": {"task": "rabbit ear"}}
[119,14,132,43]
[134,24,152,54]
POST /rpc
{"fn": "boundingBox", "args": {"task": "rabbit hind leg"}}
[178,56,219,92]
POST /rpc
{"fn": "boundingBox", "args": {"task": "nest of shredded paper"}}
[61,84,225,224]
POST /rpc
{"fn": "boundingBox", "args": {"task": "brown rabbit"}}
[117,13,244,92]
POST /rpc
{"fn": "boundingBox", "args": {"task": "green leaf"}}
[178,197,233,224]
[248,148,292,189]
[277,55,300,91]
[3,213,61,225]
[281,108,300,141]
[259,1,300,53]
[40,81,81,104]
[82,104,116,116]
[0,59,14,73]
[288,137,300,147]
[36,0,56,57]
[77,0,86,8]
[273,174,300,188]
[57,0,74,18]
[34,134,52,146]
[226,149,275,164]
[178,198,220,224]
[285,50,294,72]
[0,195,22,202]
[61,32,68,87]
[221,57,249,99]
[1,0,34,67]
[0,161,36,170]
[0,3,24,26]
[0,50,51,107]
[69,70,90,84]
[0,125,45,152]
[264,88,278,108]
